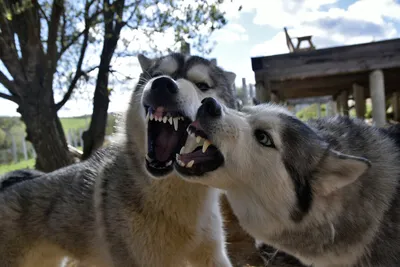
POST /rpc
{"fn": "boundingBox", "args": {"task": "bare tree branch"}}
[0,37,25,85]
[0,92,20,104]
[36,1,50,23]
[45,0,65,90]
[0,70,19,97]
[55,0,98,111]
[57,9,102,60]
[0,3,25,83]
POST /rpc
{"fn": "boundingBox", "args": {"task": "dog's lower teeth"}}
[186,160,194,168]
[166,160,172,166]
[145,154,153,162]
[202,140,211,153]
[178,159,185,167]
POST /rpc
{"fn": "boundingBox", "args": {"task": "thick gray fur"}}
[177,101,400,267]
[0,53,237,267]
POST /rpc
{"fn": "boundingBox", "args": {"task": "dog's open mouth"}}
[145,106,191,176]
[175,121,224,176]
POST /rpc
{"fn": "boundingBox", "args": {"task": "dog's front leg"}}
[187,240,233,267]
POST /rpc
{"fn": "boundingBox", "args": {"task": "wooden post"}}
[180,40,191,55]
[353,83,366,119]
[326,101,333,116]
[254,72,271,103]
[21,135,28,161]
[316,103,321,118]
[392,92,400,121]
[339,90,349,116]
[242,78,248,105]
[369,69,386,127]
[11,135,17,162]
[336,97,342,115]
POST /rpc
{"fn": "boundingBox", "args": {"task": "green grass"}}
[60,116,91,133]
[0,158,35,175]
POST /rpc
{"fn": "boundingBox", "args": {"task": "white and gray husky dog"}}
[0,53,237,267]
[175,97,400,267]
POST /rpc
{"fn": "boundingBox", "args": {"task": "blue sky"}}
[1,0,400,117]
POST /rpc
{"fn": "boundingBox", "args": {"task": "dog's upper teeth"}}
[180,146,185,154]
[166,160,172,166]
[158,116,163,122]
[168,117,173,125]
[145,154,153,162]
[163,116,168,123]
[150,114,154,121]
[202,140,211,153]
[146,113,150,122]
[173,118,179,131]
[196,136,204,143]
[186,160,194,168]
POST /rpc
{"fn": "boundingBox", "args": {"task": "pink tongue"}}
[155,129,176,162]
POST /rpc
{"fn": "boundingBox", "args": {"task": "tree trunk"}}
[82,64,110,160]
[18,89,74,172]
[81,1,124,160]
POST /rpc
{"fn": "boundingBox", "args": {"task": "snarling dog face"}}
[175,97,370,224]
[126,53,236,178]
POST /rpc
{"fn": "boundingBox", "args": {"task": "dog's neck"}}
[118,135,220,223]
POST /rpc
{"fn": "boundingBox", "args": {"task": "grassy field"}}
[60,116,91,132]
[0,113,115,175]
[0,158,35,174]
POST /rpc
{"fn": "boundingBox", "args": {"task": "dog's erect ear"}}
[138,54,153,71]
[225,71,236,86]
[314,149,371,196]
[210,58,217,65]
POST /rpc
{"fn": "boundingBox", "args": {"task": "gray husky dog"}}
[175,97,400,267]
[0,53,236,267]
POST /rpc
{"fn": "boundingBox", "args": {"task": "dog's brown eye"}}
[196,82,211,91]
[254,130,274,148]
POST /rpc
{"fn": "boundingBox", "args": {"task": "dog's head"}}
[175,97,371,223]
[126,53,236,178]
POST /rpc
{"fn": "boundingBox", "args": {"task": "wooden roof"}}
[251,38,400,99]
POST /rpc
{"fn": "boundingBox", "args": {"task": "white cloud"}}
[250,32,289,57]
[211,23,249,43]
[250,0,400,57]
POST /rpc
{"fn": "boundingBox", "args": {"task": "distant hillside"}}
[0,113,119,141]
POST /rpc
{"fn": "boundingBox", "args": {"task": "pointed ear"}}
[225,71,236,86]
[138,54,153,71]
[210,58,217,65]
[314,149,371,196]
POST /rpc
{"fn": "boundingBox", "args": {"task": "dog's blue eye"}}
[254,130,274,148]
[196,82,211,91]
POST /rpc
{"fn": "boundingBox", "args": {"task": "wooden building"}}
[251,36,400,127]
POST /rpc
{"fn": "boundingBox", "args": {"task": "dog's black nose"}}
[151,76,178,95]
[200,97,222,117]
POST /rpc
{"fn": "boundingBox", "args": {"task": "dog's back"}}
[0,169,45,192]
[0,148,111,267]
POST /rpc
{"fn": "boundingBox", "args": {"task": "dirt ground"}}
[220,195,265,267]
[221,195,306,267]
